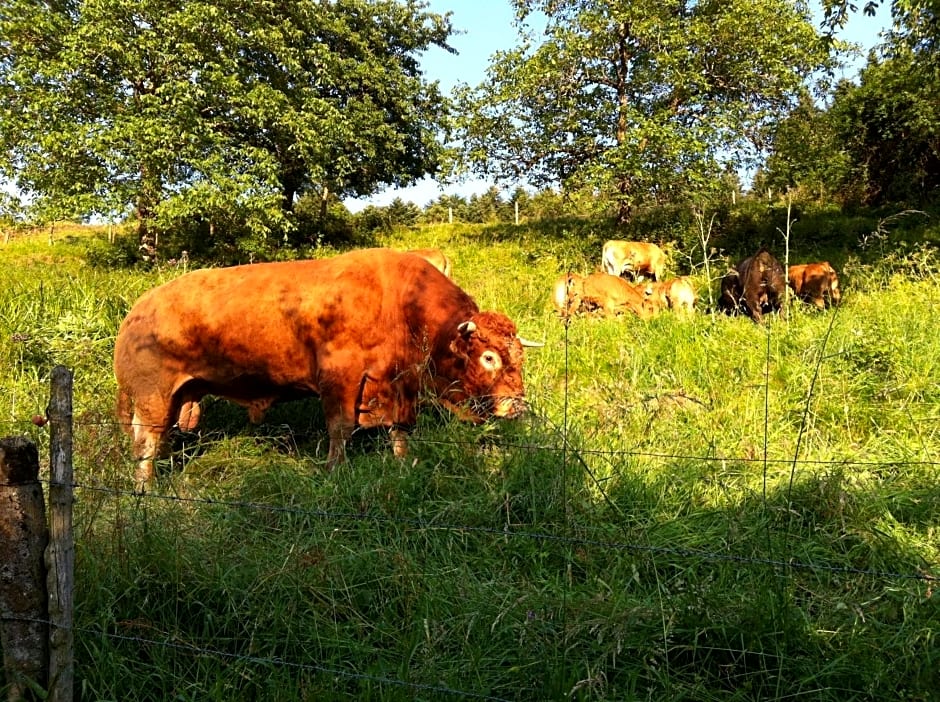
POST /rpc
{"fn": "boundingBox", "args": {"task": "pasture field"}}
[1,220,939,701]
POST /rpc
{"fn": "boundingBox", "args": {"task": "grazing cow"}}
[734,248,787,322]
[602,240,666,282]
[646,277,697,315]
[788,262,841,309]
[407,247,453,279]
[114,248,539,489]
[552,272,659,318]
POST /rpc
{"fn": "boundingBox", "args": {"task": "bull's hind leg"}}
[128,394,174,492]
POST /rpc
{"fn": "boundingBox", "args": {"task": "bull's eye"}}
[480,350,502,371]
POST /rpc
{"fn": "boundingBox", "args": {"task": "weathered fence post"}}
[0,437,49,701]
[45,366,73,702]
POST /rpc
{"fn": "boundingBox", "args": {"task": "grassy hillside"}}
[1,218,938,701]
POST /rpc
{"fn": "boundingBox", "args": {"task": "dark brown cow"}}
[602,240,666,282]
[734,248,787,322]
[717,269,744,315]
[114,248,537,489]
[552,271,659,318]
[788,262,841,309]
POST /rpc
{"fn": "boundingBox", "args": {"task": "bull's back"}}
[115,250,473,393]
[115,261,335,390]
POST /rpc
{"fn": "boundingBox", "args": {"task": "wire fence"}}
[2,348,939,700]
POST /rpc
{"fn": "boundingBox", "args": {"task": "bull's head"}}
[446,312,537,420]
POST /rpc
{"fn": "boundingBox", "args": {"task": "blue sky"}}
[346,0,891,212]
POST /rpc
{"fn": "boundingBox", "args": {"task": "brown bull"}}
[645,277,696,315]
[552,272,659,319]
[734,248,787,322]
[114,248,537,489]
[788,262,841,309]
[602,240,666,282]
[407,247,453,279]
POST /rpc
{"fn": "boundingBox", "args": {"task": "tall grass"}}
[1,220,938,700]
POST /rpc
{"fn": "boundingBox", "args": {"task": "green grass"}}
[1,217,939,701]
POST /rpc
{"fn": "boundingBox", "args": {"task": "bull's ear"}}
[450,320,476,358]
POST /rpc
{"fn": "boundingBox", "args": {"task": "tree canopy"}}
[453,0,836,224]
[0,0,455,251]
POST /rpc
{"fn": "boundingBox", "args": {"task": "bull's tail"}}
[116,385,134,437]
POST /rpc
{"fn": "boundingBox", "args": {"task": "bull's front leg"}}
[325,422,353,470]
[319,373,358,470]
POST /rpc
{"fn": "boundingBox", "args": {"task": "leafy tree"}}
[420,193,466,224]
[455,0,835,224]
[760,90,852,201]
[0,0,454,256]
[384,197,422,228]
[828,54,939,204]
[821,0,938,62]
[465,186,510,223]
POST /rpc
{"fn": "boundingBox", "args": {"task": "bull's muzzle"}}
[490,396,528,419]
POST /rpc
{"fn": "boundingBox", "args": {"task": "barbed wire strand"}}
[0,615,512,702]
[2,307,939,700]
[45,480,932,583]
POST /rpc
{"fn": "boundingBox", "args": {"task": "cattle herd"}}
[555,240,841,322]
[113,241,841,488]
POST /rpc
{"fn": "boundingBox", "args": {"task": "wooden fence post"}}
[0,437,49,701]
[45,366,73,702]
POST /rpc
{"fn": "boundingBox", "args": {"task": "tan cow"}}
[551,272,585,317]
[114,249,539,490]
[788,262,841,309]
[552,271,659,319]
[407,247,453,279]
[602,240,666,282]
[646,277,697,314]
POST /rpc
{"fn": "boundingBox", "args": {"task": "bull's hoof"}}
[134,462,154,494]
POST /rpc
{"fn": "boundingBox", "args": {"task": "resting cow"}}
[551,272,585,318]
[602,240,666,282]
[734,248,787,322]
[114,248,538,489]
[552,272,659,319]
[788,262,841,309]
[407,247,453,279]
[646,277,696,315]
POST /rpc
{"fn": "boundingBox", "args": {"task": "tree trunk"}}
[319,185,330,220]
[615,23,634,226]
